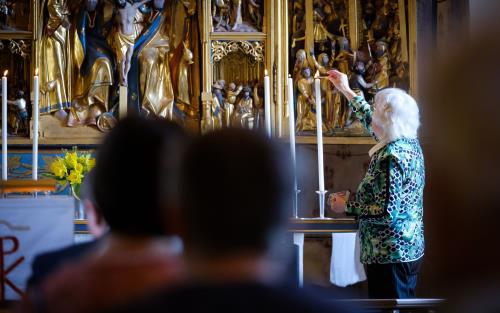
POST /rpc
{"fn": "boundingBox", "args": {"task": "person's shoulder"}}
[36,240,96,263]
[384,138,422,160]
[28,240,98,287]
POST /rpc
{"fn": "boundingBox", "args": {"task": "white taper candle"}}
[264,69,271,137]
[287,75,297,183]
[2,70,8,180]
[314,71,324,191]
[33,69,39,180]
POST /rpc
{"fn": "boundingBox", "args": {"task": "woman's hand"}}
[327,70,357,101]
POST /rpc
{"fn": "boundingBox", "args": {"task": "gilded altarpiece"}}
[30,0,202,143]
[287,0,416,139]
[0,0,417,145]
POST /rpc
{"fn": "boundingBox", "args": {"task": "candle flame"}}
[314,70,320,79]
[35,68,39,76]
[3,70,8,76]
[288,74,292,78]
[264,69,268,76]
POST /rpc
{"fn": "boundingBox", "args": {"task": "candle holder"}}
[315,190,330,219]
[293,188,301,219]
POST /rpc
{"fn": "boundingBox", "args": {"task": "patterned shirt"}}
[346,96,425,264]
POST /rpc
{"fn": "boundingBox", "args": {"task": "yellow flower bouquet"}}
[46,148,96,199]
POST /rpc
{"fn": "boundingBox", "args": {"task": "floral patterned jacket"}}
[346,96,425,264]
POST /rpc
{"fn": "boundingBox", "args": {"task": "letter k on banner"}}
[0,197,74,300]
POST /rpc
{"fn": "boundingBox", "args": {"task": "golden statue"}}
[372,40,390,89]
[224,82,243,127]
[211,84,223,129]
[292,49,309,85]
[310,52,335,130]
[112,0,149,86]
[332,37,353,129]
[295,67,317,132]
[313,9,335,45]
[39,0,72,117]
[138,2,175,118]
[69,0,115,127]
[232,86,254,129]
[247,0,261,29]
[176,42,194,107]
[232,0,243,30]
[212,0,231,31]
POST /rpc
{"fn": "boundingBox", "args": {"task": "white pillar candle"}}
[314,71,325,191]
[2,70,7,180]
[33,69,39,180]
[264,69,271,137]
[287,75,297,183]
[119,85,127,119]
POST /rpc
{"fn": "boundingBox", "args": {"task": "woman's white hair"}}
[373,88,420,142]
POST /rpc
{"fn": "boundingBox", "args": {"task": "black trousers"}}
[366,258,423,299]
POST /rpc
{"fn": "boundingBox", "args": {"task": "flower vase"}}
[71,185,85,220]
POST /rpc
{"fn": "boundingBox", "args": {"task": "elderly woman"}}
[328,70,425,299]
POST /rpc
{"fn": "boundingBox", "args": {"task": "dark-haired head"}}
[180,128,293,259]
[93,117,187,237]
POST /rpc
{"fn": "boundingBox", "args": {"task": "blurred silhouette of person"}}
[422,8,500,313]
[114,129,354,313]
[26,170,107,289]
[18,118,188,313]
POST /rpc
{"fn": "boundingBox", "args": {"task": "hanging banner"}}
[0,197,74,300]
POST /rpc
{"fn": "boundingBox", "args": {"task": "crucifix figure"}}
[114,0,150,86]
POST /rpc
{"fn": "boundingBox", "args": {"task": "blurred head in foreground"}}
[180,128,293,280]
[424,13,500,312]
[93,117,187,237]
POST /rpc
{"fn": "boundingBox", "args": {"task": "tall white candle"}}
[2,70,8,180]
[287,75,297,181]
[33,69,39,180]
[264,69,271,137]
[314,71,324,191]
[119,85,127,119]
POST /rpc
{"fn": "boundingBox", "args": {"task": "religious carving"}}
[292,49,309,85]
[312,0,349,53]
[113,0,149,86]
[6,40,30,58]
[212,0,263,32]
[331,36,354,130]
[175,42,194,111]
[231,86,254,129]
[38,0,72,119]
[0,0,13,30]
[0,0,413,142]
[138,0,175,119]
[360,0,410,93]
[31,0,201,135]
[211,40,264,63]
[69,0,115,128]
[212,0,231,31]
[223,82,242,128]
[309,51,336,130]
[211,81,224,128]
[290,0,306,53]
[7,90,28,135]
[295,66,317,132]
[349,60,376,100]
